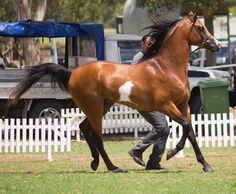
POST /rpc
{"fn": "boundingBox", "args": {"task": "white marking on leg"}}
[118,81,134,102]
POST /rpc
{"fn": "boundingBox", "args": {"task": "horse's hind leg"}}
[80,98,122,172]
[88,115,123,172]
[93,132,123,172]
[91,99,123,172]
[79,118,100,171]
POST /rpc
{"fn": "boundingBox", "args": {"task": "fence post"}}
[4,119,9,153]
[29,119,34,152]
[66,118,71,152]
[229,113,235,146]
[204,114,209,147]
[0,119,3,152]
[210,114,216,147]
[10,118,15,153]
[216,113,223,147]
[47,118,53,161]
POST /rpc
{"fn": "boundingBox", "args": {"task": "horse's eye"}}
[198,26,205,32]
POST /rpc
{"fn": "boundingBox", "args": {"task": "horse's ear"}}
[193,9,199,21]
[188,11,194,16]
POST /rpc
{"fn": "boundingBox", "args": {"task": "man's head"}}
[141,34,156,53]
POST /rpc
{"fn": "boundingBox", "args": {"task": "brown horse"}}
[8,12,219,172]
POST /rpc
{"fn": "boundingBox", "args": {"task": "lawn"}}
[0,140,235,194]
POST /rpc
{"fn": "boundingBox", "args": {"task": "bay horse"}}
[8,12,219,172]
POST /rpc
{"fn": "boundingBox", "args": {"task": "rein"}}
[190,46,201,54]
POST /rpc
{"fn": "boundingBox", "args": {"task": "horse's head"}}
[187,11,220,52]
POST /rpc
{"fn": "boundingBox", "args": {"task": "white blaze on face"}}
[118,81,134,102]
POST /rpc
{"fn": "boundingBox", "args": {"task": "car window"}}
[188,70,210,77]
[217,46,228,57]
[118,41,140,64]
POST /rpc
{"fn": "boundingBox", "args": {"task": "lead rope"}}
[190,47,200,54]
[190,40,206,54]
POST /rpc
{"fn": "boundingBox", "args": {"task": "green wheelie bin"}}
[198,79,230,114]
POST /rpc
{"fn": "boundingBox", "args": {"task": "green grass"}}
[0,140,235,194]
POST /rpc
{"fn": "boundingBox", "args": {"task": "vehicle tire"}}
[189,92,202,115]
[28,100,65,120]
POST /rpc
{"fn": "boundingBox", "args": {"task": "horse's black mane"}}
[141,19,181,61]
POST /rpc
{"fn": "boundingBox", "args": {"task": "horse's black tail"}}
[8,63,71,106]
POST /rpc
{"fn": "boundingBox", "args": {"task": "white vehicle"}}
[190,41,236,67]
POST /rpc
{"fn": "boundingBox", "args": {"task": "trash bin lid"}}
[198,78,230,88]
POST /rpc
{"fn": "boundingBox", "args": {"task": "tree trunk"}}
[34,0,47,21]
[205,14,216,67]
[12,0,47,68]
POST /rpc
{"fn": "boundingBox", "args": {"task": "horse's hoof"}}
[166,149,175,160]
[112,167,126,173]
[90,160,99,171]
[203,165,214,172]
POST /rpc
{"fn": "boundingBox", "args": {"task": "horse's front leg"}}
[163,102,213,172]
[187,124,213,172]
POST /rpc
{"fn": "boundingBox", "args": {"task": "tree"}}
[11,0,47,67]
[0,1,16,21]
[53,0,124,28]
[0,0,126,68]
[230,5,236,16]
[137,0,232,66]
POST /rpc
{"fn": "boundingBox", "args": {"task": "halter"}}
[189,18,211,54]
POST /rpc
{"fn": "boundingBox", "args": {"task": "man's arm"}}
[131,52,144,65]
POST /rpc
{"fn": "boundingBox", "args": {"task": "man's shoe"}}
[128,150,145,166]
[145,164,168,170]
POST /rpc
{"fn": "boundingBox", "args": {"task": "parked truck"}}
[0,20,232,119]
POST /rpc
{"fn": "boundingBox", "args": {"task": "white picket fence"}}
[61,105,236,150]
[0,118,72,161]
[0,105,235,161]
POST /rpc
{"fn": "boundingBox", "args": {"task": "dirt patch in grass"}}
[0,153,92,162]
[0,154,48,162]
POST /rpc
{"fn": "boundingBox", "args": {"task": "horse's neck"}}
[156,25,190,79]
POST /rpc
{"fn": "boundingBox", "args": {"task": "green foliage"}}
[137,0,229,16]
[0,0,16,21]
[230,5,236,16]
[44,0,126,28]
[0,0,126,28]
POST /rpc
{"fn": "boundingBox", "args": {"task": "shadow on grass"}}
[0,168,185,175]
[128,168,185,174]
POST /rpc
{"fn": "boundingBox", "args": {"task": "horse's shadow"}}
[0,168,185,175]
[127,168,184,174]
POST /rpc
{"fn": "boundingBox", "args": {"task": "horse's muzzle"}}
[204,38,220,52]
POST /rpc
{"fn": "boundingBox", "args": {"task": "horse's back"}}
[68,60,128,94]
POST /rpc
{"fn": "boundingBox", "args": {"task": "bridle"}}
[189,17,212,54]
